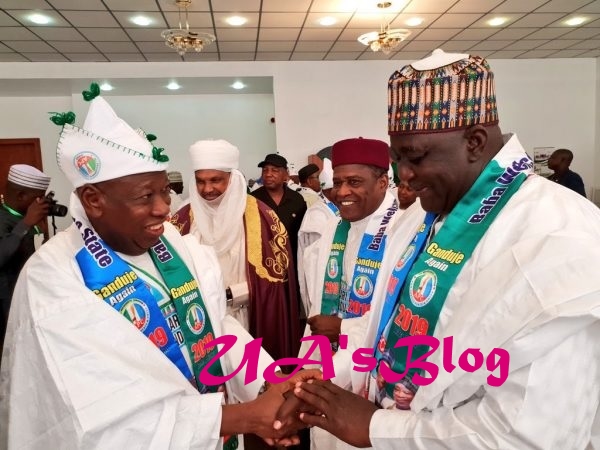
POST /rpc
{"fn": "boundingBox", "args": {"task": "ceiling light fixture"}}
[99,82,113,91]
[226,16,247,26]
[487,17,507,27]
[357,2,410,54]
[405,17,423,27]
[167,81,181,90]
[319,16,337,26]
[565,17,586,26]
[131,15,152,26]
[161,0,215,56]
[28,13,51,25]
[231,81,245,90]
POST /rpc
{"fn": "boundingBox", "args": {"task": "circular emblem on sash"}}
[186,304,206,335]
[353,275,373,299]
[327,258,339,278]
[74,151,101,180]
[120,299,150,331]
[409,270,437,307]
[396,245,415,270]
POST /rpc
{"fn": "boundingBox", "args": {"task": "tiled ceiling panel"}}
[0,0,597,62]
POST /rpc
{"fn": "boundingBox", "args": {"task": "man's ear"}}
[77,185,105,219]
[378,173,390,191]
[463,125,488,162]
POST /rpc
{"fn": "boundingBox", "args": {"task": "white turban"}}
[8,164,51,191]
[189,139,239,172]
[319,158,334,190]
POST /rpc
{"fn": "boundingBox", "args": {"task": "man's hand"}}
[294,380,379,448]
[23,197,50,228]
[249,387,303,447]
[307,314,342,343]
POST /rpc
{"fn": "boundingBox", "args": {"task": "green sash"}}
[378,154,533,398]
[148,238,225,394]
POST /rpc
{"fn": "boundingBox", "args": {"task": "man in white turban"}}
[171,139,302,365]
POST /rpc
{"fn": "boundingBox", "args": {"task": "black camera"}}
[45,191,68,217]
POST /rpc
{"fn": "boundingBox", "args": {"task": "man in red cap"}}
[297,137,423,449]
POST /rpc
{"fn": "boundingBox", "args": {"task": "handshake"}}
[228,369,379,448]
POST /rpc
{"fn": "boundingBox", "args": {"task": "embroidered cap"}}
[53,83,169,188]
[388,49,499,135]
[189,139,239,172]
[331,137,389,170]
[7,164,50,191]
[167,171,183,183]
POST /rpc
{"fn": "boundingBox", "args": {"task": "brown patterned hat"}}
[388,49,499,135]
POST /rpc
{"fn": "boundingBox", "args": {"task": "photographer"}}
[0,164,51,348]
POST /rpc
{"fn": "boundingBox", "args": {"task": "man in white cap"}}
[167,170,185,215]
[0,84,311,449]
[284,49,600,449]
[0,164,51,349]
[297,157,340,314]
[171,139,302,366]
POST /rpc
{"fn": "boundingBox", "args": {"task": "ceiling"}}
[0,0,599,63]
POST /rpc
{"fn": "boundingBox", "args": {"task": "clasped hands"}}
[254,369,377,448]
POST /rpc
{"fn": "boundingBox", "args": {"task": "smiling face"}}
[195,169,231,201]
[389,127,488,216]
[80,171,171,256]
[332,164,388,222]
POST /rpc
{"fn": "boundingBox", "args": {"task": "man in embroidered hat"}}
[286,50,600,449]
[0,164,51,350]
[167,170,185,214]
[171,138,302,366]
[0,84,313,450]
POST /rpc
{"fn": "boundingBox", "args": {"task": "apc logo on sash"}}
[120,299,150,332]
[396,245,415,270]
[409,270,437,307]
[186,304,206,335]
[74,151,101,180]
[353,275,373,299]
[327,258,339,278]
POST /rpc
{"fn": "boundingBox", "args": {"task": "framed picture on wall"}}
[533,147,554,177]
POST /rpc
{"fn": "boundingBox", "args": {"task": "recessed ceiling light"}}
[28,13,51,25]
[487,17,507,27]
[226,16,247,26]
[231,81,245,90]
[319,16,337,26]
[99,82,113,91]
[565,17,586,26]
[131,15,152,26]
[166,81,181,90]
[405,17,423,27]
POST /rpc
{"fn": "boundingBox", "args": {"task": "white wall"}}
[0,57,598,231]
[0,91,275,230]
